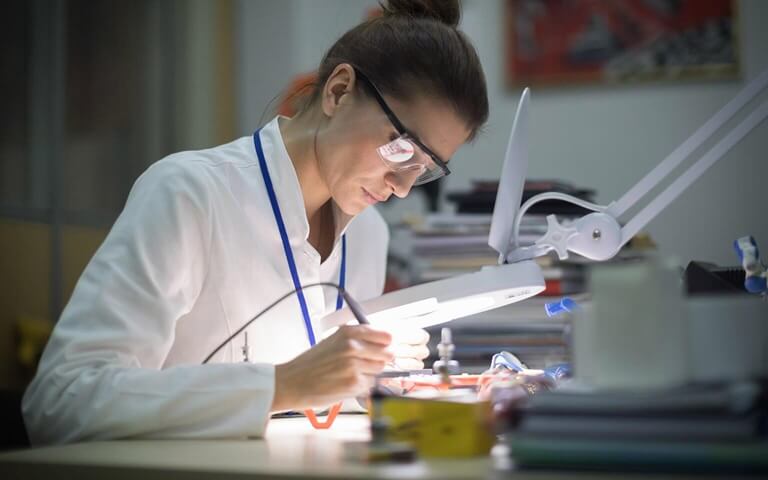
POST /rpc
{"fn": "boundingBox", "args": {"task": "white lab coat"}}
[22,117,389,445]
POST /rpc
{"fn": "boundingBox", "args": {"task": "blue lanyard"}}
[253,128,346,347]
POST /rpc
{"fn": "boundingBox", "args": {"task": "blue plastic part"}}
[744,275,767,294]
[545,297,579,317]
[733,236,758,262]
[733,239,744,262]
[733,236,766,294]
[561,297,578,311]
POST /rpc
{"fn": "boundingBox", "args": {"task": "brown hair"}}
[311,0,488,141]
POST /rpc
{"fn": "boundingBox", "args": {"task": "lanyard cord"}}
[253,128,346,347]
[336,236,347,310]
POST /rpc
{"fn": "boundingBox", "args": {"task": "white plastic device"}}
[507,68,768,263]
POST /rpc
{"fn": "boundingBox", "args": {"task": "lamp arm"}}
[619,100,768,247]
[512,192,607,249]
[506,68,768,264]
[607,68,768,219]
[506,193,620,263]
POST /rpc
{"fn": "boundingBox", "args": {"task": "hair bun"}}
[382,0,461,28]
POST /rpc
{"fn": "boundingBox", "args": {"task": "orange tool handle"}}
[304,402,343,429]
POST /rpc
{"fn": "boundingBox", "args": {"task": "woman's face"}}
[315,68,471,216]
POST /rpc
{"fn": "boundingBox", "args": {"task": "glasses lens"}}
[378,138,415,164]
[413,163,446,185]
[377,136,446,186]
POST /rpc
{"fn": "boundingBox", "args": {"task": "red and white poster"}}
[505,0,739,86]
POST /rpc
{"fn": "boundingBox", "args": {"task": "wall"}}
[236,0,377,131]
[0,221,50,389]
[0,221,107,389]
[0,0,237,390]
[236,0,768,267]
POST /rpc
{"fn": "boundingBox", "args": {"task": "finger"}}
[341,325,392,346]
[391,357,425,371]
[355,374,377,394]
[351,357,389,376]
[348,340,395,363]
[389,327,430,346]
[390,343,430,360]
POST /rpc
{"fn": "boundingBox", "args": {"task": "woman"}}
[23,0,488,444]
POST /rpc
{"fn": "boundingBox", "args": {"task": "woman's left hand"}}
[388,328,430,370]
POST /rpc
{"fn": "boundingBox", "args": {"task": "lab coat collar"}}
[258,117,353,249]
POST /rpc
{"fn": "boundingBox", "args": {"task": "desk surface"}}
[0,414,722,480]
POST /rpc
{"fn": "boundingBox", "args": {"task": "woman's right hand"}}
[271,325,393,412]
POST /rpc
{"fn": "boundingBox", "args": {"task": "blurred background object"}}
[505,0,740,87]
[0,0,236,394]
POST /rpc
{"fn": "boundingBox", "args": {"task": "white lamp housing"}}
[507,68,768,264]
[322,261,544,331]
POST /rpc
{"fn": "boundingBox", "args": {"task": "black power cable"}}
[202,282,369,364]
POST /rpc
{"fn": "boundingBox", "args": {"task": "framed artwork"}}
[505,0,739,87]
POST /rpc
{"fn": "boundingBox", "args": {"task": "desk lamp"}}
[322,68,768,332]
[506,68,768,264]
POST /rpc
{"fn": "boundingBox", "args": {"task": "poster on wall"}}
[505,0,739,87]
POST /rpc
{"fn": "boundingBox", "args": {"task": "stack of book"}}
[423,295,578,372]
[445,179,596,216]
[507,382,768,472]
[389,213,588,296]
[386,179,601,371]
[389,212,584,372]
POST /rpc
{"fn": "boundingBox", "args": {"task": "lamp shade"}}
[321,260,545,331]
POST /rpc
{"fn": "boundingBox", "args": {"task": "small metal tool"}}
[241,331,251,362]
[432,327,459,385]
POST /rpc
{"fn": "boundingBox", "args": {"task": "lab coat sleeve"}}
[22,159,275,445]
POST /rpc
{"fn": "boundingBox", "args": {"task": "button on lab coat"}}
[22,117,389,445]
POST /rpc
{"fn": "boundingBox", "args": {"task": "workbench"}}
[0,414,729,479]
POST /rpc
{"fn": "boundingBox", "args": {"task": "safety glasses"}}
[354,68,451,186]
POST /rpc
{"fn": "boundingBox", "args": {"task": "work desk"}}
[0,414,729,480]
[0,414,493,480]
